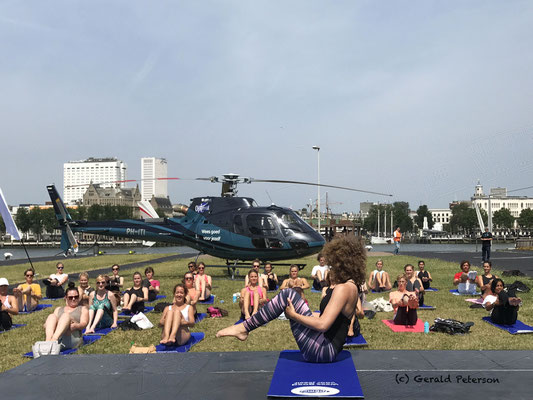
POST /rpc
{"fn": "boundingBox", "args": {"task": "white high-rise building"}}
[63,157,127,204]
[141,157,168,201]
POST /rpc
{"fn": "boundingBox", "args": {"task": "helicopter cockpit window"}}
[233,215,245,235]
[275,211,308,236]
[246,214,277,236]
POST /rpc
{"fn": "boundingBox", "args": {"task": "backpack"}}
[430,318,474,335]
[119,318,142,331]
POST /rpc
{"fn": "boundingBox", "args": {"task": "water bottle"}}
[220,300,224,304]
[424,321,430,334]
[232,293,237,303]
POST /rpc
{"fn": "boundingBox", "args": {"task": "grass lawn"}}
[1,252,532,373]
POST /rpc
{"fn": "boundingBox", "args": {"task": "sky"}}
[1,0,533,213]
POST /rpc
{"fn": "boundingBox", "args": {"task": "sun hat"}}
[0,278,9,286]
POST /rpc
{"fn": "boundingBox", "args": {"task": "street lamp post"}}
[312,146,321,235]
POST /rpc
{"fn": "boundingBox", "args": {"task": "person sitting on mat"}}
[217,236,365,363]
[85,275,118,334]
[261,262,278,291]
[476,261,498,298]
[194,262,212,302]
[0,278,19,331]
[453,260,478,295]
[143,267,160,302]
[483,278,522,325]
[43,282,89,349]
[43,262,69,299]
[368,259,392,292]
[122,272,148,315]
[280,265,310,295]
[245,259,267,290]
[389,274,419,325]
[159,284,195,345]
[107,264,124,293]
[311,253,330,291]
[183,272,199,306]
[240,269,268,319]
[187,261,198,277]
[13,269,42,312]
[404,264,425,306]
[77,272,94,306]
[417,260,433,290]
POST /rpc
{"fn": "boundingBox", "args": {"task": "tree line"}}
[0,205,133,240]
[362,201,533,235]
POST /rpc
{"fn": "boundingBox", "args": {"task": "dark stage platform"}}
[2,350,532,399]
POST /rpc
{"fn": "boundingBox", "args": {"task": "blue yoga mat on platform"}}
[24,335,101,358]
[450,289,481,296]
[419,304,436,310]
[425,287,439,292]
[482,317,533,334]
[198,295,215,304]
[0,324,26,333]
[268,350,364,398]
[155,332,205,353]
[118,306,154,317]
[19,304,53,314]
[344,334,367,347]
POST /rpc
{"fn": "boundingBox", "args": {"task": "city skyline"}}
[2,1,533,211]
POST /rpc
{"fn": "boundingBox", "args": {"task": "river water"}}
[0,242,516,261]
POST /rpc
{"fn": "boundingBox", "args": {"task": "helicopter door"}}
[246,214,283,249]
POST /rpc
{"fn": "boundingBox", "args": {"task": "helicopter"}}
[47,174,391,268]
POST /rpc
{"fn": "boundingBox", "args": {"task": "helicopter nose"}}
[289,239,309,250]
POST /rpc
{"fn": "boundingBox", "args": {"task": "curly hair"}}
[321,236,366,285]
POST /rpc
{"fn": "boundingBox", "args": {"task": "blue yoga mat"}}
[146,295,166,303]
[450,289,481,296]
[425,287,439,292]
[155,332,205,353]
[118,306,154,317]
[419,304,436,310]
[268,350,364,398]
[482,317,533,334]
[198,295,215,304]
[19,304,53,314]
[42,297,63,301]
[0,324,26,333]
[310,288,322,294]
[344,334,367,347]
[195,313,207,323]
[82,320,124,336]
[24,335,102,358]
[371,289,390,293]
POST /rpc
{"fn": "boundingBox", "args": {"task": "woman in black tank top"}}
[216,236,367,363]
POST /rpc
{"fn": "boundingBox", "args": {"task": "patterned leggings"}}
[243,288,337,363]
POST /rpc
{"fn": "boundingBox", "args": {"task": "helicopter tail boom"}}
[46,185,78,254]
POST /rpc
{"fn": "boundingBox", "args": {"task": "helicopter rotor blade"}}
[250,179,393,197]
[65,177,183,188]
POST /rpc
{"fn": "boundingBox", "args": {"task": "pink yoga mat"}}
[382,319,425,332]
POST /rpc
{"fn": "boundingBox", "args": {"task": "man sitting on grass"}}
[453,260,479,295]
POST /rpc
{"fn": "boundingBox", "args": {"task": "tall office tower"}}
[63,157,127,204]
[141,157,168,201]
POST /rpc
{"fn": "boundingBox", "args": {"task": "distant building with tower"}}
[471,182,533,219]
[63,157,127,205]
[141,157,168,202]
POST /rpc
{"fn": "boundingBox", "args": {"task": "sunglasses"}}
[67,295,79,300]
[57,267,64,270]
[112,268,119,271]
[26,274,34,277]
[185,277,193,280]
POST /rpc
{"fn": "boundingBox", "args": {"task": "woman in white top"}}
[311,254,330,290]
[368,259,391,292]
[159,284,195,345]
[44,262,69,298]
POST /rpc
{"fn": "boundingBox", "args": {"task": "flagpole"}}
[20,238,35,271]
